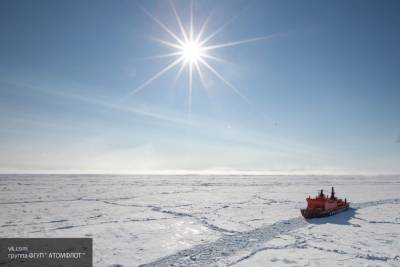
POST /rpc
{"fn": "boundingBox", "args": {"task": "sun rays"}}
[126,0,277,111]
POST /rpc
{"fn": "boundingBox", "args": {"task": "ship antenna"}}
[331,186,335,199]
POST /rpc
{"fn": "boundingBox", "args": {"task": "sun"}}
[180,40,204,64]
[124,1,277,110]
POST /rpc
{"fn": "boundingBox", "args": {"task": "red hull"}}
[301,203,349,219]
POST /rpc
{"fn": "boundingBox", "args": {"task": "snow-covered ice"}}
[1,174,399,266]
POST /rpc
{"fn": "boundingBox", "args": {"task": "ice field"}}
[1,174,399,266]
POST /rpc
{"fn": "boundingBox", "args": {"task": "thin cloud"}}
[0,79,200,127]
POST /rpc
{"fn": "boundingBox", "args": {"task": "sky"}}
[0,0,399,174]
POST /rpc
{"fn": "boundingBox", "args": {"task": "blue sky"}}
[0,0,399,173]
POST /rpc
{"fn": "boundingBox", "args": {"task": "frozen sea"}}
[1,174,400,266]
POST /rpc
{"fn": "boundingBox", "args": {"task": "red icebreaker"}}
[301,187,349,219]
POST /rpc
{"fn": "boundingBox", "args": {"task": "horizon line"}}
[0,169,399,176]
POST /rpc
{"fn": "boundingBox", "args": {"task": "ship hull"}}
[300,203,350,219]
